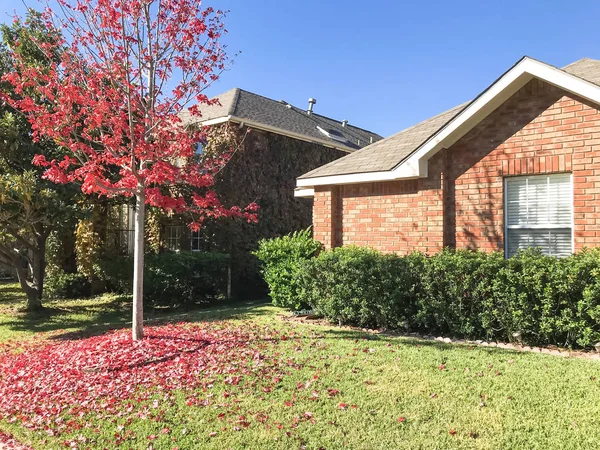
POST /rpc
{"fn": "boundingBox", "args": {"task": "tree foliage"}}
[2,1,258,337]
[0,11,81,310]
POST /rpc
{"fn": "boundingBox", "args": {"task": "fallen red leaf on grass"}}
[0,321,292,438]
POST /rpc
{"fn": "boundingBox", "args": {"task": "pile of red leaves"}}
[0,431,33,450]
[0,321,290,438]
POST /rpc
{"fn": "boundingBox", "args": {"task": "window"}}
[196,142,204,156]
[190,230,203,252]
[505,173,573,257]
[166,226,182,252]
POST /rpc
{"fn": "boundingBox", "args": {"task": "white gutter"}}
[294,188,315,198]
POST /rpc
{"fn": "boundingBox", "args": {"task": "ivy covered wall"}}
[193,124,346,297]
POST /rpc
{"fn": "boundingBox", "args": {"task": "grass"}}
[1,282,600,449]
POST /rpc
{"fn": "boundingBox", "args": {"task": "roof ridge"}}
[221,88,381,138]
[227,88,241,116]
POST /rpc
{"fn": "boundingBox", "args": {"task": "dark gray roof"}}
[299,57,600,180]
[182,88,383,151]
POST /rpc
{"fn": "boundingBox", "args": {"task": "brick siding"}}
[313,79,600,254]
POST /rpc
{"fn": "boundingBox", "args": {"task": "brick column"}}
[313,187,337,249]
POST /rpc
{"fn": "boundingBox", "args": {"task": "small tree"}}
[3,1,257,339]
[0,11,82,310]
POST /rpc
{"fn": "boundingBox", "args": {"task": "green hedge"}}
[98,252,230,307]
[253,228,323,310]
[257,234,600,348]
[45,270,91,299]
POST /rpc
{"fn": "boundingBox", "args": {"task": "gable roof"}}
[296,57,600,192]
[181,88,383,153]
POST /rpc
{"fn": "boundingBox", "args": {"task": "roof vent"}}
[317,126,350,145]
[307,98,317,115]
[342,120,348,127]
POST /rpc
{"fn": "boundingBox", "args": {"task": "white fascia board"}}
[298,57,600,189]
[197,116,232,127]
[296,170,401,188]
[294,188,315,198]
[396,58,600,175]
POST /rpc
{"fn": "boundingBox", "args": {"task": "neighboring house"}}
[296,57,600,257]
[162,88,381,294]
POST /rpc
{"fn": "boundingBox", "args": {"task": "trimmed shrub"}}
[144,252,230,307]
[44,270,91,299]
[415,249,506,338]
[260,241,600,349]
[98,252,230,307]
[301,246,421,329]
[253,228,322,310]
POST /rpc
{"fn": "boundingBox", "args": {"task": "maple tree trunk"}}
[15,265,42,312]
[132,188,145,340]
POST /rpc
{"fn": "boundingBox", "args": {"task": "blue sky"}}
[3,0,600,137]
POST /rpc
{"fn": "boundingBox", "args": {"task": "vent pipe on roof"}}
[307,98,317,115]
[342,120,348,127]
[370,136,373,144]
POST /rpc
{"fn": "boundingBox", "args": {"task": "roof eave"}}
[296,57,600,196]
[195,115,358,153]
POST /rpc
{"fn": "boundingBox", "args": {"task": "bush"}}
[144,252,230,307]
[97,252,230,308]
[301,246,421,329]
[253,228,322,310]
[44,270,91,299]
[259,241,600,349]
[415,249,506,339]
[96,256,133,294]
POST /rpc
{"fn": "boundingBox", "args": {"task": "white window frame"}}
[166,225,183,252]
[503,173,574,258]
[190,230,202,252]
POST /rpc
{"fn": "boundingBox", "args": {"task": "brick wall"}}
[312,79,600,254]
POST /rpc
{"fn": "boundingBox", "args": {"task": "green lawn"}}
[0,282,599,449]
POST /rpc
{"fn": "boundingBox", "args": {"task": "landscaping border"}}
[282,314,600,361]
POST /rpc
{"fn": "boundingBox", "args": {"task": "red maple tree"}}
[2,0,258,339]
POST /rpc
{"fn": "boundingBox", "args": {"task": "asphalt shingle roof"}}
[299,57,600,180]
[181,88,383,151]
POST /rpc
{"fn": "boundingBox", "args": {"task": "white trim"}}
[503,177,508,257]
[504,173,574,257]
[297,57,600,195]
[294,188,315,198]
[297,170,401,188]
[197,116,231,127]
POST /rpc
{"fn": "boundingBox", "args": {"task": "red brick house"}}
[296,57,600,257]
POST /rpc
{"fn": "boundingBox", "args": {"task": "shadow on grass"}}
[50,299,272,341]
[319,327,520,356]
[1,281,272,341]
[0,283,28,307]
